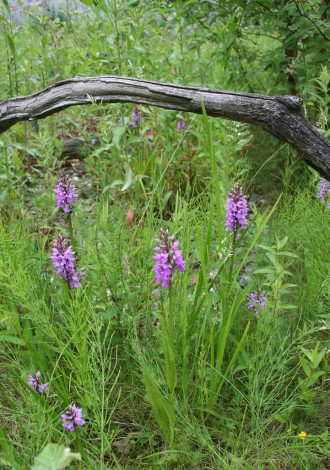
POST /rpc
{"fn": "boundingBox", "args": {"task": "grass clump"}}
[0,2,329,469]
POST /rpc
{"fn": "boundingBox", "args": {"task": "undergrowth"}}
[0,1,329,469]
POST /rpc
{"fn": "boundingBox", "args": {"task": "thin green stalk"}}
[208,284,250,406]
[236,194,282,276]
[181,290,188,403]
[215,319,250,396]
[3,146,11,204]
[202,101,223,245]
[2,22,13,96]
[9,21,18,95]
[94,214,119,310]
[67,212,77,254]
[112,0,122,76]
[228,231,237,283]
[166,284,176,401]
[168,283,174,338]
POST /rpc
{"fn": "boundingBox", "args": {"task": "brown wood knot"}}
[275,95,303,112]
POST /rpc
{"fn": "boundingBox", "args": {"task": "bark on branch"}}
[0,75,329,179]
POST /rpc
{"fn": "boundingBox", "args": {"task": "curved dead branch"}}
[0,75,329,178]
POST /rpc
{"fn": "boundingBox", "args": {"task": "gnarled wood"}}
[0,75,329,179]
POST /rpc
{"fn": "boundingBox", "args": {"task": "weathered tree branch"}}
[1,75,329,179]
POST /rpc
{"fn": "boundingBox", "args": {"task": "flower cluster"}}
[177,120,186,131]
[154,229,186,288]
[61,403,86,432]
[28,371,49,394]
[317,177,330,208]
[54,174,78,213]
[225,183,249,233]
[247,290,267,317]
[51,234,85,288]
[27,372,85,431]
[131,109,141,128]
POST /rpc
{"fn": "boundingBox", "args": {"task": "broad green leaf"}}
[91,144,111,157]
[265,252,277,264]
[299,357,311,377]
[300,347,314,363]
[126,136,146,145]
[31,444,81,470]
[311,341,320,359]
[314,349,326,368]
[307,371,326,387]
[92,0,107,12]
[1,0,10,14]
[253,268,274,275]
[120,165,134,192]
[162,191,172,210]
[282,270,293,276]
[142,368,175,445]
[77,0,94,5]
[277,251,299,258]
[112,126,126,151]
[102,185,111,193]
[274,414,287,424]
[257,244,276,253]
[0,14,10,26]
[5,33,15,55]
[300,390,316,401]
[110,179,124,188]
[106,32,116,46]
[0,331,25,345]
[276,236,288,250]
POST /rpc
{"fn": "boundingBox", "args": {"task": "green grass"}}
[0,1,329,469]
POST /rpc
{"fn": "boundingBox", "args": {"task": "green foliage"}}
[142,367,176,447]
[255,236,298,317]
[31,444,81,470]
[0,1,329,468]
[298,341,327,402]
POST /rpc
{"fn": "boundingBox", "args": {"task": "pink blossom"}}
[154,229,186,288]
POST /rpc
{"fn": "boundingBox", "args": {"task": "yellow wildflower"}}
[298,431,307,440]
